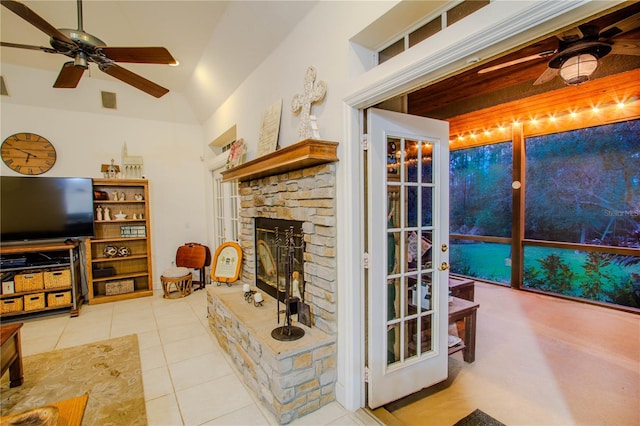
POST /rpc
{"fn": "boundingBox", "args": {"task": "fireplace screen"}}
[255,218,304,302]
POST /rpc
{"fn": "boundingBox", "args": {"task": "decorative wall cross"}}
[291,66,327,140]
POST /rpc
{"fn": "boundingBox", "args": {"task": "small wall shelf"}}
[221,139,338,183]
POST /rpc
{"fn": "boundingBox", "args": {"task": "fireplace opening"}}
[255,218,304,303]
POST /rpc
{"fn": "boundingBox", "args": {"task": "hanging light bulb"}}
[558,53,599,85]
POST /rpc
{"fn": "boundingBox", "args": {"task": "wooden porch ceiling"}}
[406,2,640,148]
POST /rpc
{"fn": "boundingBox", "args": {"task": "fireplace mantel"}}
[221,139,338,183]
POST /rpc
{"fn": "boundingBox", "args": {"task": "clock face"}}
[1,132,57,175]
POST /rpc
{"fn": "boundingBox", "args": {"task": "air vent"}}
[101,91,117,109]
[0,76,8,96]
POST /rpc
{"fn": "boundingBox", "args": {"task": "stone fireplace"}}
[207,140,339,424]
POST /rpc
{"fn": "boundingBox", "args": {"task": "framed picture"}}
[226,138,247,169]
[212,241,243,284]
[257,99,282,156]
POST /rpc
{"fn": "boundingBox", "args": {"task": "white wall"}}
[1,64,208,288]
[201,1,396,158]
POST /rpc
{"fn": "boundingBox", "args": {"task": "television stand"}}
[0,241,83,320]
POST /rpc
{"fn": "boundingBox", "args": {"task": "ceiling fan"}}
[0,0,177,97]
[478,12,640,86]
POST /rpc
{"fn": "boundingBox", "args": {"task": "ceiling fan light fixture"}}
[74,51,88,69]
[558,53,598,85]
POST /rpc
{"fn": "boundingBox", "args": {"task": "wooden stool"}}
[161,267,192,298]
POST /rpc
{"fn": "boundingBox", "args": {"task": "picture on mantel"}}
[226,138,247,169]
[257,99,282,157]
[291,66,326,141]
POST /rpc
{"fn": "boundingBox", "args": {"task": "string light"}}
[452,97,636,145]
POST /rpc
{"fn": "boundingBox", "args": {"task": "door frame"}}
[336,0,618,411]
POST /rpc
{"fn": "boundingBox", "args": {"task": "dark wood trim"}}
[450,234,511,244]
[511,124,524,290]
[523,239,640,257]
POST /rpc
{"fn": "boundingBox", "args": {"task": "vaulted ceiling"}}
[0,1,317,121]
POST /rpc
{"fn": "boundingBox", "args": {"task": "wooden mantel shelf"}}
[221,139,339,183]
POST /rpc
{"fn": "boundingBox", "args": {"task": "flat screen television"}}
[1,176,95,243]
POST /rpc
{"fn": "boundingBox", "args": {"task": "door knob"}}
[438,262,450,271]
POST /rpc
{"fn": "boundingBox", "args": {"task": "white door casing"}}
[366,108,450,408]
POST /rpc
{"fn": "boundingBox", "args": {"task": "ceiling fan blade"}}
[100,63,169,98]
[1,0,76,47]
[53,62,85,88]
[478,50,555,74]
[600,12,640,39]
[99,47,177,64]
[611,39,640,56]
[533,67,558,85]
[1,41,58,54]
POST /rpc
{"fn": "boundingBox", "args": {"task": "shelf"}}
[91,237,147,243]
[94,200,145,204]
[1,304,74,317]
[91,271,148,283]
[221,139,338,183]
[93,178,149,187]
[92,255,148,263]
[89,289,153,305]
[0,286,72,300]
[95,219,146,223]
[0,263,71,273]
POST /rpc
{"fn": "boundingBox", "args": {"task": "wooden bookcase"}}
[86,179,153,304]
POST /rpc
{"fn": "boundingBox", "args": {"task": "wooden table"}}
[0,322,24,387]
[449,276,475,301]
[448,297,479,363]
[0,393,88,426]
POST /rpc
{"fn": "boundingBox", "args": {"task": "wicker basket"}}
[47,291,71,307]
[15,272,44,292]
[44,269,71,289]
[24,293,45,311]
[105,279,134,296]
[0,297,23,314]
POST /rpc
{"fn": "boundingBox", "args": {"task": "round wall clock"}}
[1,132,57,175]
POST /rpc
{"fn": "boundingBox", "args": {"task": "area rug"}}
[0,334,146,426]
[454,409,505,426]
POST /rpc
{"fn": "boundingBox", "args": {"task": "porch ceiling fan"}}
[478,12,640,86]
[0,0,177,98]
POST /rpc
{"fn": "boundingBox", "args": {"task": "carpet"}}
[0,334,146,426]
[454,409,505,426]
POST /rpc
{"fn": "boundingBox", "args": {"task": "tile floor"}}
[15,288,370,426]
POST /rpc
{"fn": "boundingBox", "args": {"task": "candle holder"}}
[253,292,264,307]
[243,284,257,303]
[271,226,305,341]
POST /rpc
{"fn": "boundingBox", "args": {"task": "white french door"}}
[366,108,450,408]
[212,167,239,245]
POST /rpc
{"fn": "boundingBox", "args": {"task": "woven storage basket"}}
[47,291,71,307]
[24,293,45,311]
[44,269,71,289]
[105,279,134,296]
[15,272,44,292]
[0,297,23,314]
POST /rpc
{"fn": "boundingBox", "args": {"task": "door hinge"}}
[364,366,369,383]
[363,252,370,269]
[361,134,369,151]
